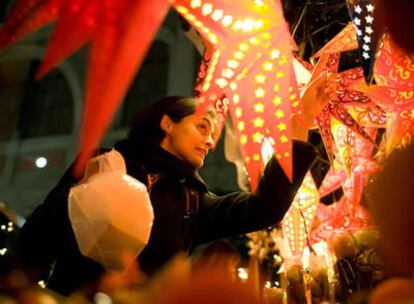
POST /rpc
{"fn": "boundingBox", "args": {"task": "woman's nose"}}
[206,134,214,149]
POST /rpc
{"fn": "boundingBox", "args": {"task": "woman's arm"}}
[197,140,317,244]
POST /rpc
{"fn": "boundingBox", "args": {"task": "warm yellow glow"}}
[253,154,261,161]
[229,81,237,91]
[190,0,202,9]
[275,110,284,118]
[242,19,256,32]
[253,117,264,128]
[292,101,299,108]
[280,135,288,143]
[232,20,243,31]
[254,0,265,7]
[186,14,196,22]
[255,74,266,84]
[245,156,250,162]
[176,6,188,14]
[232,95,240,105]
[235,107,243,118]
[277,122,287,131]
[274,84,280,92]
[263,61,273,71]
[273,96,282,105]
[253,132,264,143]
[254,102,265,112]
[254,87,266,98]
[276,71,284,78]
[215,78,228,88]
[222,15,233,27]
[284,151,290,157]
[240,134,247,145]
[202,3,213,15]
[222,68,234,79]
[270,49,280,59]
[234,51,244,60]
[237,121,245,131]
[239,43,249,51]
[194,20,203,28]
[212,9,223,21]
[209,33,218,44]
[278,55,288,65]
[249,37,260,45]
[227,60,239,69]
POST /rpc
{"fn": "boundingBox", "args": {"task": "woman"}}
[17,96,318,295]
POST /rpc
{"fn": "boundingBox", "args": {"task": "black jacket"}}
[17,139,317,295]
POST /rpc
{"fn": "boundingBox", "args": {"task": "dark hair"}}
[128,96,199,145]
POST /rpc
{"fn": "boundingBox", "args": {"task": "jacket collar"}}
[114,139,207,192]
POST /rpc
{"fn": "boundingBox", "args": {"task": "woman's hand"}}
[291,70,334,141]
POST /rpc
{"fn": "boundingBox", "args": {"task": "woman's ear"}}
[160,114,173,134]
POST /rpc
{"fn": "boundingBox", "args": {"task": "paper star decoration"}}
[171,0,298,188]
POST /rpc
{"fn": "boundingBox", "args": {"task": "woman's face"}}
[160,112,215,168]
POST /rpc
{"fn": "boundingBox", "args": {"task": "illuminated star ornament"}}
[346,0,381,83]
[171,0,298,188]
[0,0,170,175]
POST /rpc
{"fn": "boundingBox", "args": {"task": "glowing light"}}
[38,280,46,288]
[35,157,48,168]
[276,71,284,78]
[215,78,228,88]
[255,87,266,98]
[270,49,280,59]
[275,110,284,118]
[229,81,237,91]
[262,61,273,71]
[255,74,266,84]
[235,107,243,118]
[253,154,260,161]
[280,135,288,143]
[240,135,247,145]
[253,132,264,143]
[274,84,280,92]
[222,68,235,78]
[277,122,287,131]
[237,121,245,131]
[190,0,202,9]
[242,19,256,32]
[234,51,244,60]
[222,15,233,27]
[212,9,223,21]
[233,94,240,104]
[253,117,265,128]
[202,3,213,15]
[237,267,248,280]
[273,96,282,105]
[228,60,239,69]
[254,102,265,112]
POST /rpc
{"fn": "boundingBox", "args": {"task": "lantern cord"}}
[298,206,316,255]
[292,0,311,38]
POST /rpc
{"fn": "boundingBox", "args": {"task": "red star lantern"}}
[0,0,170,175]
[355,33,414,154]
[171,0,298,188]
[312,24,376,163]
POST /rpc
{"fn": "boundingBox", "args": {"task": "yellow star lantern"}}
[171,0,298,189]
[281,172,319,257]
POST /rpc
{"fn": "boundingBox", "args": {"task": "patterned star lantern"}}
[312,24,376,163]
[310,123,378,243]
[0,0,170,175]
[171,0,298,188]
[281,172,319,257]
[355,33,414,154]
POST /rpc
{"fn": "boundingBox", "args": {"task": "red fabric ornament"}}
[0,0,170,175]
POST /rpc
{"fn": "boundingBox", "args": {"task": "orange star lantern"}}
[171,0,298,188]
[281,172,319,256]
